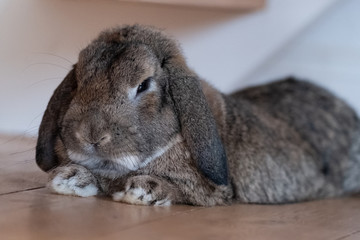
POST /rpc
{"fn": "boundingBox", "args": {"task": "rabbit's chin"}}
[66,134,184,178]
[65,150,133,178]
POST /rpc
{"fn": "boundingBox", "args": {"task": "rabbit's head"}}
[36,25,228,185]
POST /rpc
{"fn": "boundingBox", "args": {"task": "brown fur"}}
[36,25,360,206]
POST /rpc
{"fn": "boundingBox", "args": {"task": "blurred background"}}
[0,0,359,135]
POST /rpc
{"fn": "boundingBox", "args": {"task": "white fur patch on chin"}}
[116,155,140,171]
[111,135,184,171]
[112,188,171,206]
[67,150,89,162]
[49,175,98,197]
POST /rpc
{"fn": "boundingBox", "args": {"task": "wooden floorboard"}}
[1,134,360,240]
[0,188,199,240]
[0,135,47,194]
[114,197,360,240]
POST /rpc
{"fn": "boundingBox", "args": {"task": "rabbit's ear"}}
[165,59,229,185]
[36,68,77,172]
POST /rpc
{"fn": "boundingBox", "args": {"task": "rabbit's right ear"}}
[36,68,77,172]
[164,57,229,186]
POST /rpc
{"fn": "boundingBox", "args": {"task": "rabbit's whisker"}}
[32,52,74,65]
[23,62,70,73]
[9,147,36,155]
[26,77,63,88]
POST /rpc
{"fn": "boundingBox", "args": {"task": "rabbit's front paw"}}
[48,164,98,197]
[112,175,172,206]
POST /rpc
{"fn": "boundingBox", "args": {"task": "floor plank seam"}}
[335,230,360,240]
[0,186,45,196]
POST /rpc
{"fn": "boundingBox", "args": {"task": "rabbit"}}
[36,24,360,206]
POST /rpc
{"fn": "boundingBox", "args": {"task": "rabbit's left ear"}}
[165,58,229,186]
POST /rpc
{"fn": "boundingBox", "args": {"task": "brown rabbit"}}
[36,25,360,206]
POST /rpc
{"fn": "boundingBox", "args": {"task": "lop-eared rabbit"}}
[36,25,360,206]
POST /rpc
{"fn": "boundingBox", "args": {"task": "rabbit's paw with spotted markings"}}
[112,175,174,206]
[48,164,98,197]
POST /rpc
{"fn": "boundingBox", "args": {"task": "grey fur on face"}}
[37,25,360,206]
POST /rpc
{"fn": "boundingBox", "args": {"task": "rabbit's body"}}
[37,25,360,206]
[206,78,360,203]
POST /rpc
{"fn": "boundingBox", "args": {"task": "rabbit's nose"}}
[90,133,111,147]
[76,113,112,147]
[87,122,112,147]
[75,124,112,147]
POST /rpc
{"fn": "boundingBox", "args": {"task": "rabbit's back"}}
[225,78,360,203]
[234,78,359,163]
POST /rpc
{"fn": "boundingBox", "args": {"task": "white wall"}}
[0,0,339,135]
[241,0,360,114]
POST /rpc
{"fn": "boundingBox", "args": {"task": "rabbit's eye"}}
[137,77,152,95]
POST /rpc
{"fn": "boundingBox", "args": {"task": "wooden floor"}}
[1,134,360,240]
